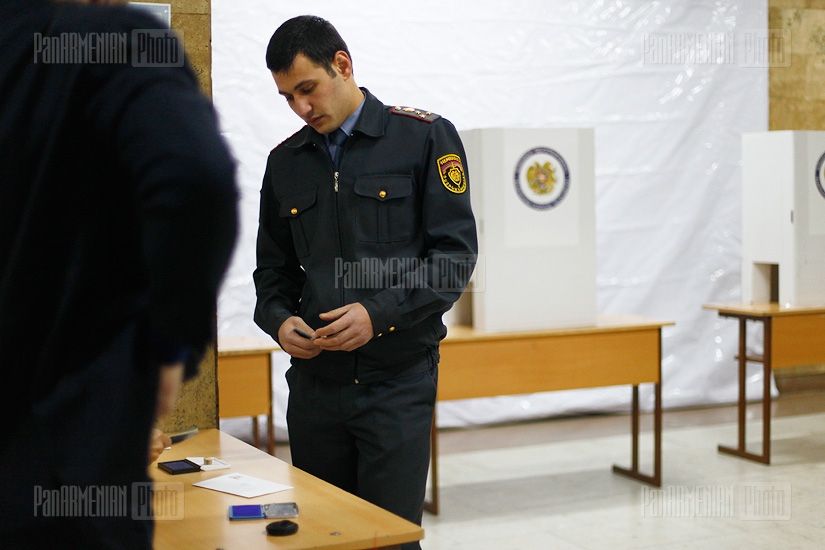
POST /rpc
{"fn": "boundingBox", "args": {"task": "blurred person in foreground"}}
[0,0,238,547]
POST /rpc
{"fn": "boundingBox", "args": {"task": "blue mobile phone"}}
[228,502,299,520]
[228,504,266,520]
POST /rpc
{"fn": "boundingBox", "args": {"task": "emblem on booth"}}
[514,147,570,210]
[815,151,825,200]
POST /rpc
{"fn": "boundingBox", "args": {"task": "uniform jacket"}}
[255,89,478,384]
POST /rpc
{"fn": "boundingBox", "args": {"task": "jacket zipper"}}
[332,155,347,374]
[331,144,358,383]
[333,168,344,306]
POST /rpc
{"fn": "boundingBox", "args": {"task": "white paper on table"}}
[185,456,230,471]
[192,473,292,498]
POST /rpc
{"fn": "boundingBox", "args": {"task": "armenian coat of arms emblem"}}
[514,147,570,210]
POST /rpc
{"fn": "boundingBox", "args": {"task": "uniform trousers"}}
[286,359,437,550]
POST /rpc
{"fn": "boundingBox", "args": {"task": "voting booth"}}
[742,131,825,306]
[456,128,596,333]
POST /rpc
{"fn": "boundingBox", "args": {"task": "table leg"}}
[654,380,662,484]
[252,416,260,450]
[613,325,662,487]
[762,317,772,463]
[612,382,661,486]
[718,316,771,464]
[630,385,640,471]
[267,415,276,456]
[266,356,275,456]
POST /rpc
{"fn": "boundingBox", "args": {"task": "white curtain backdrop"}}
[211,0,769,437]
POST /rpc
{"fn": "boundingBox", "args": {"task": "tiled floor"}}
[221,391,825,549]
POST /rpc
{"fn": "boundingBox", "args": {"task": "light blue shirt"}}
[326,94,365,160]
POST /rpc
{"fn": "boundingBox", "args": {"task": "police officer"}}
[254,15,477,544]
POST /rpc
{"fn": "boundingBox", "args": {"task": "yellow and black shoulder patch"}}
[437,154,467,194]
[391,106,441,122]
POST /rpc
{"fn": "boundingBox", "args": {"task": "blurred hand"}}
[148,428,172,464]
[156,362,184,418]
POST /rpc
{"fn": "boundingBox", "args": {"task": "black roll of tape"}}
[266,520,299,536]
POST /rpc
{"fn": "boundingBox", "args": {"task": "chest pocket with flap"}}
[278,189,317,257]
[353,175,414,243]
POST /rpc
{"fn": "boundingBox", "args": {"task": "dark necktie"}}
[329,128,348,170]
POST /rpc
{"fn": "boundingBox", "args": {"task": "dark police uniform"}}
[254,88,477,534]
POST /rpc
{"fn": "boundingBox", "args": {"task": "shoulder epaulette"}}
[391,106,441,123]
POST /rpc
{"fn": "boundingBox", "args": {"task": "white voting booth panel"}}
[742,131,825,306]
[458,128,596,333]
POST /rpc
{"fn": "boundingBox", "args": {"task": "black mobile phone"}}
[157,459,201,475]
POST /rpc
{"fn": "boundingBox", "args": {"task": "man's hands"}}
[278,303,375,356]
[314,303,374,351]
[278,316,323,358]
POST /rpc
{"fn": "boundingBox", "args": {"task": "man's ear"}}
[332,51,353,79]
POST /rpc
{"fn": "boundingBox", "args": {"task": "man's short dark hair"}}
[266,15,351,76]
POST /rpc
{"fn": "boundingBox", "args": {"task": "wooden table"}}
[217,336,280,455]
[427,314,673,514]
[151,429,423,549]
[703,302,825,464]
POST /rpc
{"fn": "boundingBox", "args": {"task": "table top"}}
[702,302,825,317]
[217,335,280,356]
[151,429,422,549]
[444,314,674,343]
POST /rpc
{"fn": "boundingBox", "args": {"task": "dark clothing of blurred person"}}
[0,0,238,547]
